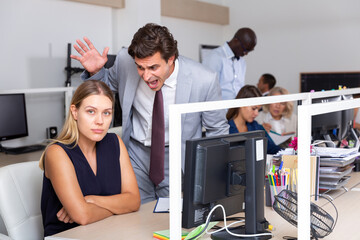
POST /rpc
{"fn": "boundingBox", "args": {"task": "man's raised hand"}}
[71,37,109,75]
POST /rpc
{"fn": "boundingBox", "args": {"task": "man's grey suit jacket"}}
[82,48,229,169]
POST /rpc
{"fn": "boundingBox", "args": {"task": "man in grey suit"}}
[71,23,229,203]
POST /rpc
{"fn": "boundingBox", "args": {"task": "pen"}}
[274,172,279,186]
[279,161,284,171]
[270,130,281,136]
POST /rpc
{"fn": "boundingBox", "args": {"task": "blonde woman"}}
[256,86,296,136]
[40,80,140,237]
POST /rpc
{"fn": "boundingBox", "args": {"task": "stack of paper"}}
[317,148,359,190]
[153,230,188,240]
[314,146,359,158]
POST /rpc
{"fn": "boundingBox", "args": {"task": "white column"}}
[169,105,183,240]
[297,105,311,240]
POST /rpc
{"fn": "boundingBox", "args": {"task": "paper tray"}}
[319,157,355,167]
[319,165,354,179]
[319,176,351,190]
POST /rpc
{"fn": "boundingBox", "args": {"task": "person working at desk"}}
[40,80,140,237]
[70,23,229,204]
[202,27,257,100]
[257,73,276,96]
[256,86,297,148]
[227,85,282,154]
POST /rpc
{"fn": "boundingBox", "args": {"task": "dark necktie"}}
[149,89,165,186]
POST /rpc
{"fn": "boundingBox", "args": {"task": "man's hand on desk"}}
[57,207,74,224]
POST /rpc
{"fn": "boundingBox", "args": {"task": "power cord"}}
[186,204,273,239]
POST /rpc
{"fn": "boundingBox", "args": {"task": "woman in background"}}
[40,80,140,237]
[256,86,296,148]
[227,85,282,154]
[256,86,296,135]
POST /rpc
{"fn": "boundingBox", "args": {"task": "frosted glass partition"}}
[169,87,360,240]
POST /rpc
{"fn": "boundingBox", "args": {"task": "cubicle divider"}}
[169,87,360,240]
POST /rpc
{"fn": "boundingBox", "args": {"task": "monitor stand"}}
[211,138,272,240]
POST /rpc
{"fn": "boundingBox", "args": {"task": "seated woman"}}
[40,80,140,237]
[227,85,282,154]
[256,86,297,148]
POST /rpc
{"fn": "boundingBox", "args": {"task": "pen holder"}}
[269,185,287,207]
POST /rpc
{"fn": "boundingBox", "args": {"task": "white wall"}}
[1,0,360,146]
[221,0,360,94]
[0,0,113,147]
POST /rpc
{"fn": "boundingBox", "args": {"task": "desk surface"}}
[50,201,168,240]
[49,172,360,240]
[0,151,42,167]
[2,151,360,240]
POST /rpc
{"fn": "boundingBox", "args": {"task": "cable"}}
[203,204,273,238]
[312,140,336,148]
[186,214,212,240]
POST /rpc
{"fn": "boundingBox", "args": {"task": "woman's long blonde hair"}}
[39,80,114,170]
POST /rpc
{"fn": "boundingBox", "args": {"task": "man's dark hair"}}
[128,23,179,62]
[262,73,276,89]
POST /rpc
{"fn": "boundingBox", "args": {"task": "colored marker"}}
[279,161,284,171]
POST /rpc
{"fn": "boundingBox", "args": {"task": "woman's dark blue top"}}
[228,119,282,154]
[41,133,121,237]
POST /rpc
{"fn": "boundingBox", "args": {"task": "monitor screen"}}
[104,54,117,69]
[0,94,28,141]
[339,95,354,141]
[300,72,360,92]
[311,96,342,141]
[182,131,271,238]
[103,54,122,127]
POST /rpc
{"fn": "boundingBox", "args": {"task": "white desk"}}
[48,201,168,240]
[48,172,360,240]
[2,150,360,240]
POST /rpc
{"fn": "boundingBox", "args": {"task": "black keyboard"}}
[3,144,46,155]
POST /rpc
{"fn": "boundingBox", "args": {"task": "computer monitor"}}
[104,54,122,127]
[0,94,28,146]
[311,96,342,143]
[339,95,354,141]
[182,131,271,239]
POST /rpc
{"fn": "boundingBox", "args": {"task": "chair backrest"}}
[0,161,44,240]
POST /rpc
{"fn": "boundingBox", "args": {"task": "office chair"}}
[0,161,44,240]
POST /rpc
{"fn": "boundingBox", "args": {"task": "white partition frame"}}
[169,87,360,240]
[0,87,74,117]
[297,97,360,239]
